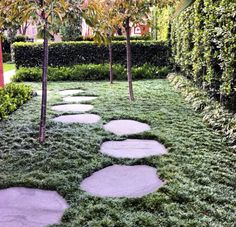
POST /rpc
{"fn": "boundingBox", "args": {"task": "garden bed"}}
[0,80,235,226]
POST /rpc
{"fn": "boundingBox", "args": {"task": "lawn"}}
[3,63,15,72]
[0,80,235,226]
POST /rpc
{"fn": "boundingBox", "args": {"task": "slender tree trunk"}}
[22,21,29,35]
[109,43,113,84]
[10,42,14,62]
[9,29,14,62]
[0,39,4,88]
[39,20,49,143]
[125,18,134,101]
[116,26,122,36]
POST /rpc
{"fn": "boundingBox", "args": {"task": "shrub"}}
[170,0,236,111]
[2,35,28,54]
[13,35,28,42]
[168,73,236,146]
[0,83,33,120]
[13,64,171,82]
[13,41,170,68]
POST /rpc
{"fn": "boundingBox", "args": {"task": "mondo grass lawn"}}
[3,63,15,72]
[0,80,235,226]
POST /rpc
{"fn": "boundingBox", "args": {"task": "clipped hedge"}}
[170,0,236,111]
[0,83,33,120]
[168,73,236,146]
[13,41,170,68]
[13,64,170,82]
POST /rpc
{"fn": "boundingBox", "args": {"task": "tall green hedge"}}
[170,0,236,111]
[13,41,170,68]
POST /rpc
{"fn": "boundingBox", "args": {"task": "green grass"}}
[0,80,235,226]
[3,63,15,72]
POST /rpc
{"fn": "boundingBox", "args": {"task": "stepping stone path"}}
[59,89,84,96]
[103,119,150,136]
[0,187,68,227]
[80,165,164,198]
[53,114,101,124]
[100,139,167,159]
[52,104,94,113]
[63,96,97,103]
[51,88,167,199]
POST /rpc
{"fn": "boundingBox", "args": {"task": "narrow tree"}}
[2,0,81,143]
[0,5,8,88]
[113,0,151,101]
[83,0,118,84]
[0,40,3,88]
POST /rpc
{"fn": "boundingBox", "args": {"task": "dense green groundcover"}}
[168,73,236,146]
[0,80,235,226]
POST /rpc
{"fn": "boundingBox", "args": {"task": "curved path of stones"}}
[0,88,168,226]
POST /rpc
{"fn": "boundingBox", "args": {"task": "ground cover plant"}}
[0,80,235,226]
[168,73,236,146]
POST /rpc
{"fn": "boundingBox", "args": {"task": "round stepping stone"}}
[52,104,93,113]
[80,165,164,198]
[103,120,150,136]
[59,89,84,96]
[100,139,167,159]
[53,114,101,124]
[63,96,97,103]
[0,187,68,227]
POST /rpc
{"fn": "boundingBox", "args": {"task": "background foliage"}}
[13,41,170,68]
[170,0,236,111]
[151,5,174,41]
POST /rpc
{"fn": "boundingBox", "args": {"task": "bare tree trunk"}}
[22,21,29,35]
[9,29,15,62]
[109,43,113,84]
[0,39,4,88]
[10,43,14,62]
[125,18,134,101]
[39,20,49,143]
